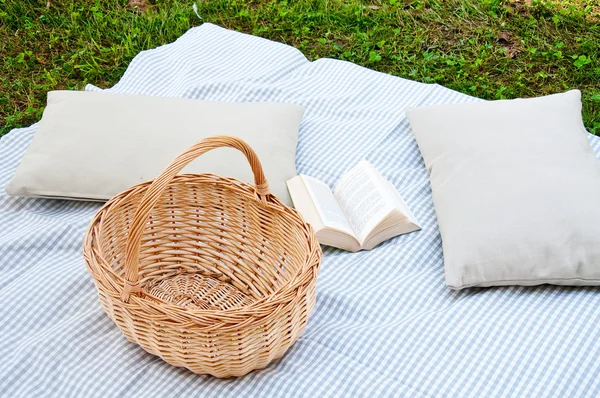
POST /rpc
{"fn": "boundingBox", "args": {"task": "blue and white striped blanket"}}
[1,23,600,397]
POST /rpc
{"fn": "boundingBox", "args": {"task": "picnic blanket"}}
[1,23,600,397]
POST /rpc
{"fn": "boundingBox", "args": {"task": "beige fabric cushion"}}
[406,90,600,289]
[6,90,304,206]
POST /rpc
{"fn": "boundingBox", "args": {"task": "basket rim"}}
[84,173,322,327]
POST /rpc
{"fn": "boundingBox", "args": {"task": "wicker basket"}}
[84,136,322,378]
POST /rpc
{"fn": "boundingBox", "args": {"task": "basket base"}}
[145,272,256,311]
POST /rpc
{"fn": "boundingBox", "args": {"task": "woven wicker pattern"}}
[84,136,322,378]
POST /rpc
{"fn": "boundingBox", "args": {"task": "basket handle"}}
[121,135,272,302]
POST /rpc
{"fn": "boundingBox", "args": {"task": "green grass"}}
[1,0,600,136]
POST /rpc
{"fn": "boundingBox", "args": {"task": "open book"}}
[287,160,421,252]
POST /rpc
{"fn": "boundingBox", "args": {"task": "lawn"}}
[1,0,599,137]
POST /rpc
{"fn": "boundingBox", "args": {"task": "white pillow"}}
[6,91,304,206]
[406,90,600,289]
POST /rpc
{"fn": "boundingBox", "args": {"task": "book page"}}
[385,180,421,227]
[301,175,356,238]
[333,161,394,244]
